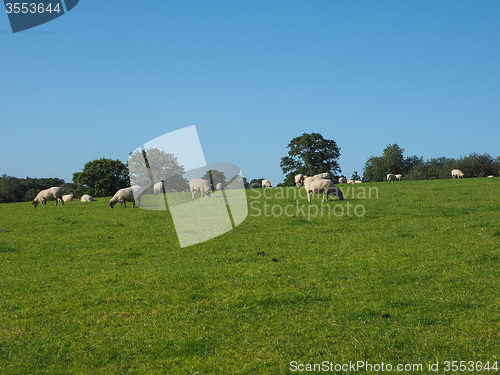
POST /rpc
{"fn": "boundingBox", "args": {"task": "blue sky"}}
[1,1,499,184]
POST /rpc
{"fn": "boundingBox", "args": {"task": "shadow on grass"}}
[0,242,16,253]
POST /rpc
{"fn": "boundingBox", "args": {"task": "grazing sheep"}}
[395,174,403,181]
[338,177,347,184]
[347,179,354,184]
[314,172,331,179]
[109,186,144,208]
[451,169,465,179]
[386,173,396,182]
[303,176,344,202]
[32,187,64,207]
[58,193,74,203]
[81,195,95,202]
[262,179,271,188]
[153,181,164,195]
[190,178,211,198]
[354,180,363,184]
[487,175,494,178]
[216,182,223,190]
[295,174,305,187]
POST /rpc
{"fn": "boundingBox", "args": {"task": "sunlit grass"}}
[0,178,498,374]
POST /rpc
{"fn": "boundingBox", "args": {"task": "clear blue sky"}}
[1,1,499,184]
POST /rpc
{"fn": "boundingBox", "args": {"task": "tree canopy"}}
[280,133,341,186]
[201,170,226,189]
[248,178,267,188]
[73,158,129,197]
[128,148,188,192]
[363,144,411,182]
[363,145,499,181]
[0,175,68,203]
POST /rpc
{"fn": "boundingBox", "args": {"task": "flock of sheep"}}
[31,177,227,208]
[31,168,489,208]
[32,188,95,207]
[384,169,469,181]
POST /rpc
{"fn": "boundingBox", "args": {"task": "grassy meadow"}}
[0,178,498,374]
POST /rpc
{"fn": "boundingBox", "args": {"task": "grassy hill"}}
[0,178,498,374]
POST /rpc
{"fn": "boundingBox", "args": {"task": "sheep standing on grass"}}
[347,179,354,184]
[33,187,64,207]
[58,193,74,203]
[338,177,347,184]
[190,178,211,198]
[451,169,465,179]
[216,182,223,191]
[153,181,164,195]
[395,174,403,181]
[81,195,95,202]
[109,186,144,208]
[295,174,305,187]
[303,176,343,202]
[387,173,396,182]
[262,179,271,188]
[355,180,363,184]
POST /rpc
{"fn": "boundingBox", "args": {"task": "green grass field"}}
[0,178,498,374]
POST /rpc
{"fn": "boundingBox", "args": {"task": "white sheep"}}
[487,175,494,178]
[58,193,74,203]
[338,177,347,184]
[347,179,354,184]
[190,178,211,198]
[395,174,403,181]
[451,169,465,179]
[386,173,396,182]
[303,176,343,202]
[262,179,271,188]
[81,195,95,202]
[32,187,64,207]
[153,181,164,195]
[216,182,223,190]
[314,172,331,180]
[294,174,305,187]
[109,186,144,208]
[354,180,363,184]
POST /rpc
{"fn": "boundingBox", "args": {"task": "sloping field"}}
[0,178,498,374]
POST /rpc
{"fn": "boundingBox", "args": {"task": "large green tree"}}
[73,158,129,197]
[128,148,188,192]
[280,133,341,186]
[201,169,226,190]
[363,144,420,182]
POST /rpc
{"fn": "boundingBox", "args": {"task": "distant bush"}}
[0,175,66,203]
[364,144,421,182]
[364,146,499,181]
[248,178,266,188]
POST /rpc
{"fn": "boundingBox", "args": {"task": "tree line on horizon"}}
[363,144,499,182]
[0,153,249,203]
[1,133,498,203]
[279,133,499,185]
